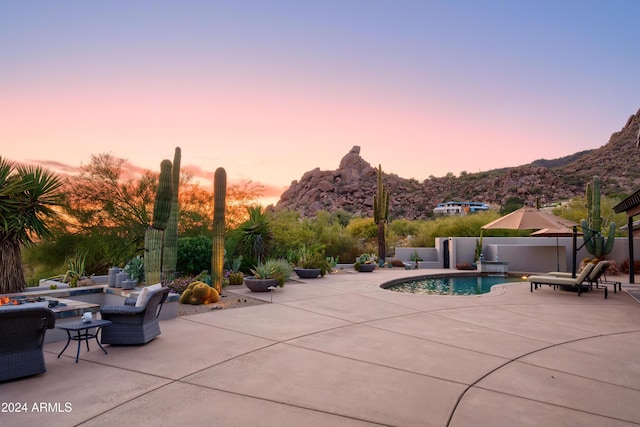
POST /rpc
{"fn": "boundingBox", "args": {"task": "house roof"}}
[613,188,640,213]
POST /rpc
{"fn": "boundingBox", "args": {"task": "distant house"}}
[433,201,490,215]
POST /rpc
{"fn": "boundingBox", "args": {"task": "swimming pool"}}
[383,274,525,296]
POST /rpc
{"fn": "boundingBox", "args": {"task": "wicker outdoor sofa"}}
[0,306,56,381]
[100,286,169,345]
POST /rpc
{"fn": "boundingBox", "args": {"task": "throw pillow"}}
[135,283,162,307]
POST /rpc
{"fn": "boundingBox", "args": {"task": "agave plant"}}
[250,259,292,287]
[63,252,88,286]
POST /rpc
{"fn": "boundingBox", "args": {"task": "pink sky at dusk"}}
[2,1,639,206]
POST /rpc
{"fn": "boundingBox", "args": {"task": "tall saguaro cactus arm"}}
[212,167,227,294]
[373,164,389,262]
[145,159,173,285]
[162,147,181,283]
[581,176,615,258]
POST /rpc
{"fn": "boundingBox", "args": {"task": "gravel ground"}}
[176,284,268,316]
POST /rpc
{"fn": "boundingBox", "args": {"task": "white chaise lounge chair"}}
[528,262,604,297]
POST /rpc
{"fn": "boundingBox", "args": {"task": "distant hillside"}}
[531,150,593,168]
[274,108,640,220]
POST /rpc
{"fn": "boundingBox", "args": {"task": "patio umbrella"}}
[531,227,583,272]
[482,207,577,231]
[482,207,580,273]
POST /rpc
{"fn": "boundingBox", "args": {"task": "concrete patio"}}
[3,268,640,426]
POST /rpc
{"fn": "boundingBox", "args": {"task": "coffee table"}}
[56,319,112,363]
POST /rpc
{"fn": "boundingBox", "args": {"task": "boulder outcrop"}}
[275,110,640,219]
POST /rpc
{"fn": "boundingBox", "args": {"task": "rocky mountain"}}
[274,108,640,220]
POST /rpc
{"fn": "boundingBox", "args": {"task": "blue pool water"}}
[385,275,525,296]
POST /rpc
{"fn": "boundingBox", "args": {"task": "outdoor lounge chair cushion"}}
[528,262,594,287]
[527,262,609,297]
[547,260,610,282]
[135,283,163,307]
[0,301,49,311]
[0,306,56,381]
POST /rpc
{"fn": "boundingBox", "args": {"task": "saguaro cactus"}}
[581,176,615,258]
[145,159,173,285]
[162,147,181,283]
[211,167,227,294]
[373,164,389,262]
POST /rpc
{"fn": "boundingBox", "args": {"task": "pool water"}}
[385,275,525,296]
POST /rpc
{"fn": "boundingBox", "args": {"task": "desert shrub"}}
[267,209,360,268]
[167,275,194,295]
[391,259,406,267]
[389,219,422,237]
[620,258,640,274]
[346,217,377,239]
[605,259,619,275]
[456,262,475,270]
[177,235,212,275]
[270,210,315,258]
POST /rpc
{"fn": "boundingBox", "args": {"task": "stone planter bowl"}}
[244,277,279,292]
[293,268,322,279]
[357,263,376,272]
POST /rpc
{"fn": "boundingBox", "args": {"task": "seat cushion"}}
[135,283,163,307]
[0,301,49,311]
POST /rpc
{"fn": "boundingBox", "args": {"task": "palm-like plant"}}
[0,157,64,293]
[236,206,273,266]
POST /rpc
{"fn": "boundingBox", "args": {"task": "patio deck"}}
[3,268,640,426]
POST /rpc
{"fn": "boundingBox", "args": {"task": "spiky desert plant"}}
[581,176,615,257]
[162,147,181,283]
[211,167,227,294]
[0,157,64,293]
[236,206,272,266]
[144,159,173,285]
[373,164,389,262]
[474,231,484,262]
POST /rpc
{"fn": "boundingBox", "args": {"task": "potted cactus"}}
[354,254,377,272]
[290,245,331,279]
[227,255,244,286]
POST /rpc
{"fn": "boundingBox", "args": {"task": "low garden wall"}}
[16,283,178,343]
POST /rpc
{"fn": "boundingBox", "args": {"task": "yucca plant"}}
[0,157,65,293]
[236,206,273,266]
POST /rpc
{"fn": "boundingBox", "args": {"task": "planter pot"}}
[108,267,121,287]
[294,268,322,279]
[121,279,137,290]
[115,272,130,288]
[244,277,279,292]
[358,263,376,272]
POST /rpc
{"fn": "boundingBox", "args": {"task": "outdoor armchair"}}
[0,306,56,381]
[100,286,169,345]
[528,262,596,297]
